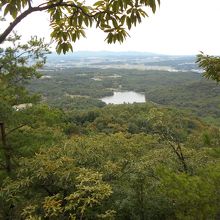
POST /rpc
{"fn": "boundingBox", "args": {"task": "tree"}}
[0,0,160,53]
[0,34,49,104]
[0,147,113,219]
[0,33,50,173]
[197,52,220,83]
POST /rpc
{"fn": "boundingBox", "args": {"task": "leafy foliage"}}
[27,66,220,126]
[0,34,65,174]
[1,148,112,219]
[1,2,220,218]
[0,0,160,53]
[0,33,49,107]
[1,125,219,219]
[197,52,220,83]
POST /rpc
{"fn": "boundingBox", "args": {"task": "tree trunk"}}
[0,122,12,173]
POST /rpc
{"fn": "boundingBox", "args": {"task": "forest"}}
[1,38,220,219]
[28,65,220,125]
[1,0,220,219]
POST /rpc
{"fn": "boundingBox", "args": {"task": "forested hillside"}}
[1,43,220,219]
[1,0,220,218]
[1,44,220,219]
[28,66,220,125]
[1,99,220,219]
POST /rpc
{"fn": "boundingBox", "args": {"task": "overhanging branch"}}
[0,1,95,44]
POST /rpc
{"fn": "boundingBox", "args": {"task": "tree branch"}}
[0,122,12,173]
[0,8,33,44]
[0,1,110,44]
[167,140,188,173]
[5,124,27,137]
[27,0,32,9]
[1,0,101,44]
[40,185,54,196]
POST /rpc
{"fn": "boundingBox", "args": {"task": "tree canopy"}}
[1,1,220,219]
[0,0,160,53]
[197,52,220,83]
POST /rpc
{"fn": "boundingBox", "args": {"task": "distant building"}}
[13,103,33,111]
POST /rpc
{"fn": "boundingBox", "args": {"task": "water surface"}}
[101,91,146,104]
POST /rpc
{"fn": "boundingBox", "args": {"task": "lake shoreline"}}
[100,91,146,104]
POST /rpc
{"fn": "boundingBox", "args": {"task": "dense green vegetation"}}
[1,37,220,218]
[1,102,220,219]
[29,67,220,125]
[1,22,220,220]
[1,41,220,217]
[1,0,220,219]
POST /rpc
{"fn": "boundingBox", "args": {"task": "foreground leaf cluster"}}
[0,0,160,53]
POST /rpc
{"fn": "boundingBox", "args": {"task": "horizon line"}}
[48,50,199,57]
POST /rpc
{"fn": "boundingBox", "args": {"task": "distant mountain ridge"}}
[47,51,160,59]
[45,51,199,72]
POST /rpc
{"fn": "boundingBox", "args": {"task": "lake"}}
[101,91,146,104]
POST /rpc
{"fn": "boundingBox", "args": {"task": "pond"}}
[101,91,146,104]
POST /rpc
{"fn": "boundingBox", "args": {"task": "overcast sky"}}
[1,0,220,55]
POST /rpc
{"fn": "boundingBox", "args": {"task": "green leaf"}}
[126,17,131,30]
[71,33,77,42]
[4,4,11,16]
[121,15,127,25]
[79,29,86,38]
[112,18,118,28]
[149,0,157,13]
[112,1,119,12]
[78,15,83,26]
[84,17,89,27]
[93,1,103,7]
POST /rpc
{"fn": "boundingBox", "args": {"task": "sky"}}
[1,0,220,55]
